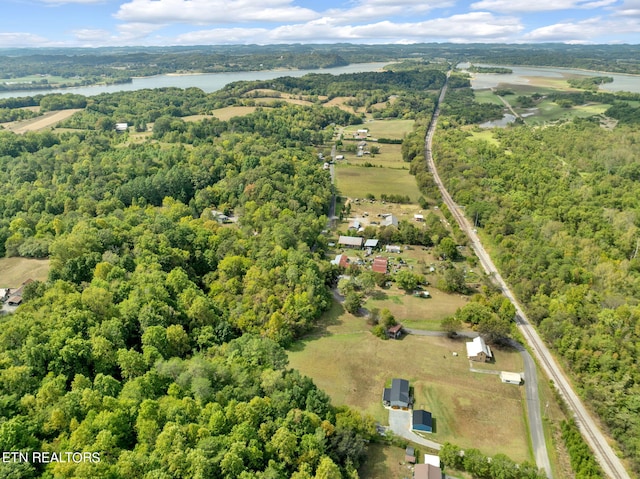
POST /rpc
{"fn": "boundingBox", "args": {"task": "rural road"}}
[509,340,551,477]
[426,73,630,479]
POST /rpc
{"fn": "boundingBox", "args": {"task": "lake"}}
[465,64,640,93]
[0,62,389,100]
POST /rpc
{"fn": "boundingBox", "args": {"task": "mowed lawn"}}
[359,443,414,479]
[0,257,50,287]
[288,303,530,463]
[365,288,469,331]
[335,163,422,201]
[355,119,415,140]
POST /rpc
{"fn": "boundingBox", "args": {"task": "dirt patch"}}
[5,109,82,134]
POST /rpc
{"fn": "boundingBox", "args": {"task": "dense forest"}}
[0,112,375,478]
[432,118,640,473]
[0,67,465,478]
[2,58,640,476]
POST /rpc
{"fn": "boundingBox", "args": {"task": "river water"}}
[0,62,389,100]
[465,64,640,93]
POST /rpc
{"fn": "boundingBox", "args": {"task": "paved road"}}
[509,340,551,477]
[425,72,630,479]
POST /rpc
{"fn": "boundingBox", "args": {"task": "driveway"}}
[387,409,441,450]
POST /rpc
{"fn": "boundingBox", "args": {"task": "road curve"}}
[425,74,630,479]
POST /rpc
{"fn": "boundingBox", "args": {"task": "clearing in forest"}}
[4,109,82,134]
[0,257,50,287]
[288,299,529,462]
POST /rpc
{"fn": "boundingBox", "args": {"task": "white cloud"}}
[611,0,640,17]
[115,0,319,24]
[470,0,618,13]
[523,15,640,41]
[314,0,455,25]
[0,32,51,47]
[38,0,105,4]
[173,12,523,44]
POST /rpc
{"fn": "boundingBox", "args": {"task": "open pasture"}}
[365,286,469,331]
[288,307,529,462]
[0,258,50,287]
[358,119,415,140]
[4,109,82,133]
[208,106,258,121]
[335,163,422,201]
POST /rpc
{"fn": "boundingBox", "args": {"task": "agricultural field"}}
[352,119,415,140]
[0,257,50,287]
[288,298,530,462]
[335,163,422,202]
[3,108,82,133]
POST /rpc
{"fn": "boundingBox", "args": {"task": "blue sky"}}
[1,0,639,48]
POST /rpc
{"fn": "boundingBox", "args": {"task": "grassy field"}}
[365,287,469,331]
[335,163,422,201]
[351,119,415,140]
[0,75,80,86]
[4,109,82,134]
[0,258,50,287]
[288,305,530,462]
[359,443,416,479]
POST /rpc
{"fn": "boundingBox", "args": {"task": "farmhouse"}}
[338,236,363,249]
[387,323,403,340]
[414,214,424,222]
[382,378,411,409]
[466,336,493,362]
[372,256,388,274]
[500,371,522,385]
[412,409,433,433]
[115,122,128,132]
[386,245,401,254]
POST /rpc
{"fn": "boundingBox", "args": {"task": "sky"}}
[1,0,639,48]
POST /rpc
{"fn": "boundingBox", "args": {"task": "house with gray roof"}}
[382,378,411,409]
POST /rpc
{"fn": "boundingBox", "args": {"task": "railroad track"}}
[424,74,630,479]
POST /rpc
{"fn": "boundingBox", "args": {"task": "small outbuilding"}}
[331,254,349,268]
[382,215,399,227]
[385,245,401,254]
[372,256,388,274]
[500,371,522,385]
[338,236,363,249]
[412,409,433,433]
[405,446,416,464]
[387,323,403,340]
[364,238,379,249]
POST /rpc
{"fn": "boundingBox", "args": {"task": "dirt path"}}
[6,108,82,134]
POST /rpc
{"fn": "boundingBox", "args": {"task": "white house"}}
[466,336,493,362]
